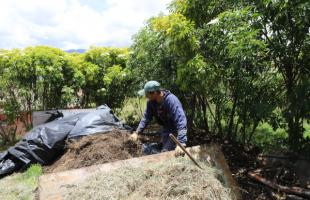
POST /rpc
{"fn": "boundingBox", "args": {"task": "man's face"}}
[146,91,159,101]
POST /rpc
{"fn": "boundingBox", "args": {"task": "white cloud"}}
[0,0,171,49]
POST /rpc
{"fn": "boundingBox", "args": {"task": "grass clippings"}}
[64,157,233,200]
[0,164,42,200]
[45,130,142,173]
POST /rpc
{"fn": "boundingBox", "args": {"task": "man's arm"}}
[166,95,188,144]
[136,101,153,133]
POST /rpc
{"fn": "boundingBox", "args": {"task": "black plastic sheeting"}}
[0,105,129,177]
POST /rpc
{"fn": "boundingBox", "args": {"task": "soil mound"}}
[45,130,142,173]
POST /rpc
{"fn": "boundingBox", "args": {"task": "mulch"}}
[44,129,142,173]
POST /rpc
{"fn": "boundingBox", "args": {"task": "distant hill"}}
[65,49,86,53]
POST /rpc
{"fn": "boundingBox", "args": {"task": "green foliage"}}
[252,122,288,151]
[128,24,178,91]
[0,46,132,147]
[116,97,146,126]
[0,0,309,153]
[151,13,198,57]
[304,122,310,139]
[253,0,310,150]
[3,99,21,124]
[82,47,132,108]
[129,0,310,152]
[61,86,78,108]
[0,90,21,145]
[0,46,132,110]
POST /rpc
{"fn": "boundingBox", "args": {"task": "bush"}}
[304,122,310,139]
[252,122,288,151]
[61,86,78,108]
[116,97,146,126]
[0,99,21,145]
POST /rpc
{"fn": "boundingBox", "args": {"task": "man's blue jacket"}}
[136,90,187,144]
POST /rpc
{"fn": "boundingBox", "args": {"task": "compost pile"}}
[45,130,142,173]
[63,157,233,200]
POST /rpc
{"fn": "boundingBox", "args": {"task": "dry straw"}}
[64,157,233,200]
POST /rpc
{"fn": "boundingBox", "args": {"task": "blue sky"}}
[0,0,171,49]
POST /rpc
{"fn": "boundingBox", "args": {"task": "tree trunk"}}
[227,95,237,139]
[233,117,240,139]
[215,104,222,135]
[199,95,209,133]
[247,121,259,144]
[204,99,216,133]
[241,112,247,144]
[187,93,197,132]
[285,69,303,151]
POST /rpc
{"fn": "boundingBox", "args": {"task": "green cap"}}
[138,80,161,96]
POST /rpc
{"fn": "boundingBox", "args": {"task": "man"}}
[131,80,187,155]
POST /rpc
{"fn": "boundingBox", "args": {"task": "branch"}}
[248,169,310,199]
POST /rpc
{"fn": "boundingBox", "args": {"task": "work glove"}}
[129,131,140,141]
[175,144,186,157]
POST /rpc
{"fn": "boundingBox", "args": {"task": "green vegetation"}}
[304,122,310,139]
[0,46,132,144]
[0,1,308,199]
[0,164,42,200]
[128,0,310,152]
[0,46,131,111]
[115,97,146,126]
[0,0,309,152]
[252,123,288,151]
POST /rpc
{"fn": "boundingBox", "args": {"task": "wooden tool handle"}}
[169,134,202,169]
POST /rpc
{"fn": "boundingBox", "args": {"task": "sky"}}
[0,0,171,50]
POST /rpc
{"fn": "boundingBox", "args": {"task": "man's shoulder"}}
[164,92,181,104]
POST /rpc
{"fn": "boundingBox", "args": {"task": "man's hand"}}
[175,144,186,157]
[129,131,139,141]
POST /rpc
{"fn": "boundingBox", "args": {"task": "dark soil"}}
[44,130,142,173]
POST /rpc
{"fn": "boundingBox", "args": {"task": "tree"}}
[129,0,310,151]
[83,47,132,108]
[254,0,310,150]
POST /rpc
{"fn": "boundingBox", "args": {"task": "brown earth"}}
[44,130,142,173]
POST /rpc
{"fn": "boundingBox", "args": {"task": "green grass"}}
[0,164,42,200]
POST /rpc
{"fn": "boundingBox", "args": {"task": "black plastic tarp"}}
[0,105,129,177]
